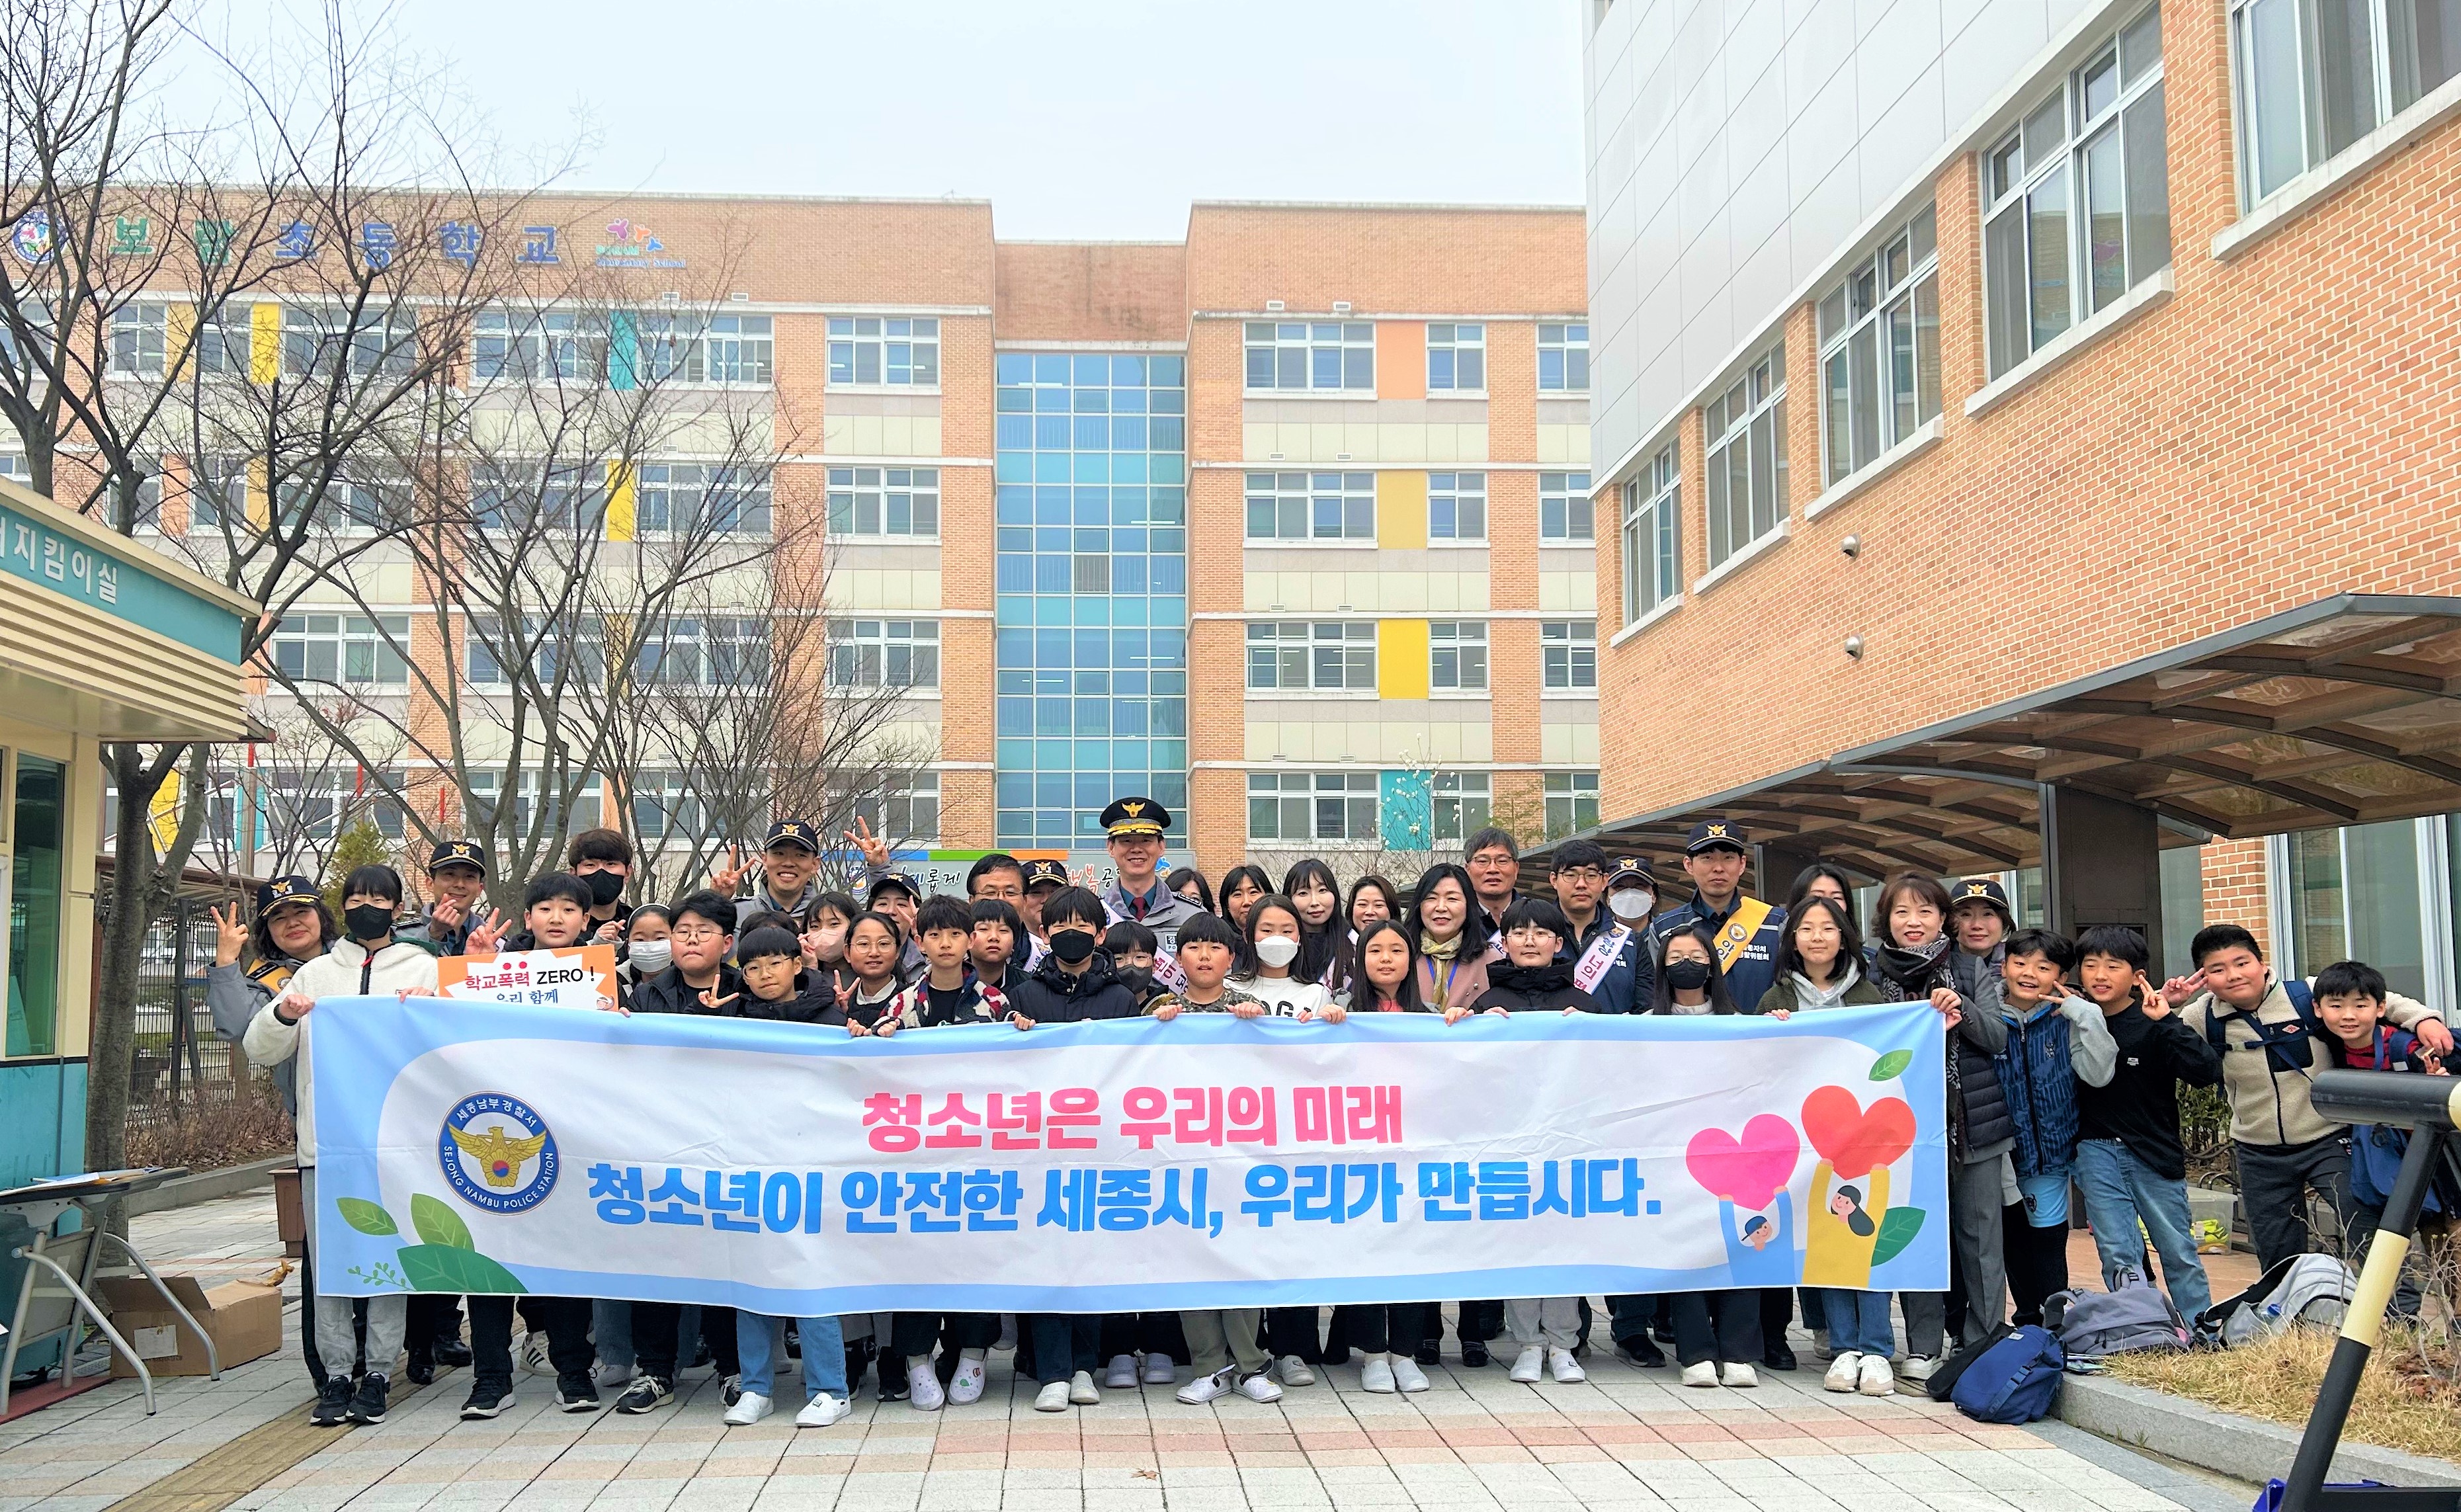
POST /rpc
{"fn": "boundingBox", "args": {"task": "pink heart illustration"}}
[1685,1114,1802,1213]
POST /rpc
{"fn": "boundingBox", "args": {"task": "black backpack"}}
[2202,978,2327,1077]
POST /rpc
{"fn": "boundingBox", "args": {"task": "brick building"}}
[1577,0,2461,993]
[23,194,1596,889]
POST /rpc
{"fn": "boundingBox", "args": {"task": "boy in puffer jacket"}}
[1991,929,2116,1327]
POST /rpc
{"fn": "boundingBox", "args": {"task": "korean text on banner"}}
[438,945,618,1014]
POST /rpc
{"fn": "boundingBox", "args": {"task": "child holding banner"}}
[968,899,1030,991]
[1646,923,1763,1389]
[883,897,1011,1030]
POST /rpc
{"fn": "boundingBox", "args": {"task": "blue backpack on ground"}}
[1947,1323,2065,1423]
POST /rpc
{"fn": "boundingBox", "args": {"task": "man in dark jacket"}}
[1644,821,1786,1011]
[1548,840,1644,1013]
[1007,886,1143,1025]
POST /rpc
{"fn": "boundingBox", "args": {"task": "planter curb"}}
[122,1155,288,1218]
[2058,1369,2461,1490]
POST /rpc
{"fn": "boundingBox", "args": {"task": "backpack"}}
[2042,1268,2189,1358]
[1946,1324,2065,1423]
[2202,978,2328,1077]
[1925,1322,2015,1402]
[2196,1252,2355,1348]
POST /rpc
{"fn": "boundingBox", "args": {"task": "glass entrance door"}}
[5,753,65,1058]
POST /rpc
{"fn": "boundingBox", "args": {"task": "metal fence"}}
[97,884,255,1128]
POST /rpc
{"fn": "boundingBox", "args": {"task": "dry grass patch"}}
[2107,1327,2461,1463]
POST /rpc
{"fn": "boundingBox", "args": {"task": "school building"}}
[1573,0,2461,995]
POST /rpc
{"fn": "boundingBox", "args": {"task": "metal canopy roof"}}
[1557,595,2461,887]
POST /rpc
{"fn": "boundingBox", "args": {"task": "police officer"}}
[1096,798,1202,956]
[711,819,828,929]
[401,840,490,954]
[1644,819,1787,1014]
[1018,858,1069,966]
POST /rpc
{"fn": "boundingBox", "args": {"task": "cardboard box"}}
[96,1271,284,1378]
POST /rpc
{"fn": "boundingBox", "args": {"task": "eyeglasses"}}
[1505,924,1558,939]
[1554,867,1605,882]
[671,925,727,943]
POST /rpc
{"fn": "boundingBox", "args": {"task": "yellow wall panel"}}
[1376,323,1426,400]
[167,304,196,380]
[248,303,282,384]
[1376,471,1427,550]
[246,456,269,526]
[605,461,636,541]
[1378,618,1430,701]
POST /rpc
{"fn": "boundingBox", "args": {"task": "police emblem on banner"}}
[439,1093,559,1213]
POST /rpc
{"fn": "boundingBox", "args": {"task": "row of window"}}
[1243,620,1597,693]
[1242,321,1591,393]
[1247,771,1599,845]
[1242,471,1593,544]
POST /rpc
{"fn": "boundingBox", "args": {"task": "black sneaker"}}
[720,1373,743,1407]
[1461,1339,1490,1368]
[614,1374,674,1414]
[1614,1336,1667,1368]
[311,1376,353,1426]
[877,1368,908,1403]
[349,1373,390,1425]
[434,1338,474,1368]
[405,1347,436,1387]
[556,1373,600,1413]
[461,1383,514,1419]
[1413,1340,1440,1368]
[1764,1342,1799,1372]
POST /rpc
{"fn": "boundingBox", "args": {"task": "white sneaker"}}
[1235,1369,1283,1403]
[518,1329,550,1376]
[1274,1354,1314,1387]
[1069,1369,1099,1405]
[1105,1353,1140,1388]
[1548,1348,1585,1384]
[1034,1380,1071,1412]
[1897,1354,1940,1384]
[996,1315,1019,1352]
[1812,1328,1832,1361]
[1509,1345,1544,1384]
[1720,1362,1758,1388]
[1857,1353,1896,1396]
[1359,1356,1396,1394]
[1681,1361,1718,1388]
[907,1361,944,1411]
[591,1359,634,1388]
[1177,1366,1234,1405]
[1823,1350,1864,1392]
[1142,1352,1175,1384]
[1390,1355,1429,1393]
[795,1393,849,1428]
[948,1355,986,1405]
[722,1390,772,1426]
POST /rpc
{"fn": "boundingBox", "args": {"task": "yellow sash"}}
[1712,897,1773,973]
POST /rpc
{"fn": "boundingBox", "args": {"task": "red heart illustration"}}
[1801,1085,1915,1181]
[1685,1114,1801,1212]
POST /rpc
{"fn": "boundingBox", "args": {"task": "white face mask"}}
[627,940,673,976]
[1608,888,1653,919]
[1253,935,1300,968]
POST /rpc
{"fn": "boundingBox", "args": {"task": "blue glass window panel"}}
[1037,739,1071,767]
[998,773,1032,806]
[999,670,1031,694]
[1115,739,1149,769]
[1034,354,1069,384]
[1036,775,1071,806]
[1245,347,1274,388]
[1074,629,1108,667]
[1149,596,1187,627]
[1149,556,1185,593]
[997,453,1030,482]
[1312,347,1342,388]
[1073,526,1108,551]
[997,414,1033,449]
[1111,452,1149,483]
[1111,415,1148,450]
[997,354,1034,384]
[1343,348,1373,388]
[1035,526,1070,552]
[1075,741,1110,771]
[998,739,1032,769]
[1034,669,1069,694]
[1151,387,1183,414]
[1151,630,1186,665]
[1151,700,1188,736]
[1034,556,1070,593]
[1151,527,1185,552]
[1111,489,1147,525]
[1111,355,1145,385]
[1116,669,1148,696]
[1153,772,1188,810]
[1153,670,1187,696]
[999,526,1034,552]
[1062,775,1100,810]
[997,630,1030,665]
[1114,526,1147,551]
[1114,596,1147,626]
[1034,452,1070,482]
[1114,556,1147,593]
[1073,354,1108,385]
[1429,348,1455,389]
[1073,452,1109,482]
[1075,669,1109,694]
[1151,417,1185,450]
[1152,488,1184,522]
[1152,739,1187,771]
[1114,628,1149,663]
[1114,700,1148,735]
[1035,699,1072,736]
[1034,385,1069,413]
[1150,454,1185,484]
[1034,592,1067,623]
[1067,488,1103,525]
[998,696,1032,735]
[1035,415,1071,449]
[997,485,1032,521]
[997,386,1032,412]
[1111,386,1147,413]
[1075,700,1109,735]
[1152,357,1183,386]
[1074,595,1108,625]
[1075,416,1108,450]
[1073,386,1107,413]
[997,556,1033,592]
[1022,490,1056,526]
[998,594,1032,624]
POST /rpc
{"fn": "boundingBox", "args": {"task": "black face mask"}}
[1116,966,1152,996]
[344,903,396,943]
[1048,928,1097,964]
[1663,958,1714,992]
[585,870,625,906]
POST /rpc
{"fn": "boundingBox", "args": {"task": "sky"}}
[326,0,1589,241]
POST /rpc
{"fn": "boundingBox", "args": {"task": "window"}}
[1245,622,1375,691]
[185,456,247,535]
[110,302,167,376]
[1244,470,1374,542]
[832,772,941,843]
[1540,472,1594,542]
[636,312,772,386]
[1703,346,1787,571]
[1545,772,1601,840]
[290,472,409,536]
[1542,620,1598,690]
[827,618,940,689]
[466,614,605,687]
[1429,621,1489,692]
[1984,6,2171,378]
[1429,472,1487,542]
[827,317,939,386]
[0,454,30,484]
[1818,209,1942,485]
[2234,0,2461,204]
[638,616,770,687]
[196,306,252,376]
[1243,321,1374,391]
[271,613,409,688]
[282,306,417,379]
[125,472,165,534]
[1427,323,1485,391]
[473,308,609,382]
[628,769,706,842]
[1431,772,1492,844]
[1620,445,1681,624]
[468,770,603,840]
[472,464,606,535]
[827,466,939,538]
[637,462,771,537]
[1249,772,1378,843]
[1538,322,1590,392]
[2278,818,2445,999]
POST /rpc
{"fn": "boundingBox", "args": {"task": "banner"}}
[308,997,1948,1314]
[438,945,618,1013]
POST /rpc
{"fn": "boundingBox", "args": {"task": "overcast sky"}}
[327,1,1587,240]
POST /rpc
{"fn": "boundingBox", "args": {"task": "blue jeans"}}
[1820,1290,1893,1359]
[735,1312,848,1403]
[2073,1138,2212,1322]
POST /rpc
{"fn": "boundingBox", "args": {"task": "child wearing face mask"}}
[566,827,636,945]
[1230,896,1341,1020]
[1104,920,1161,1007]
[800,892,859,974]
[616,904,674,996]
